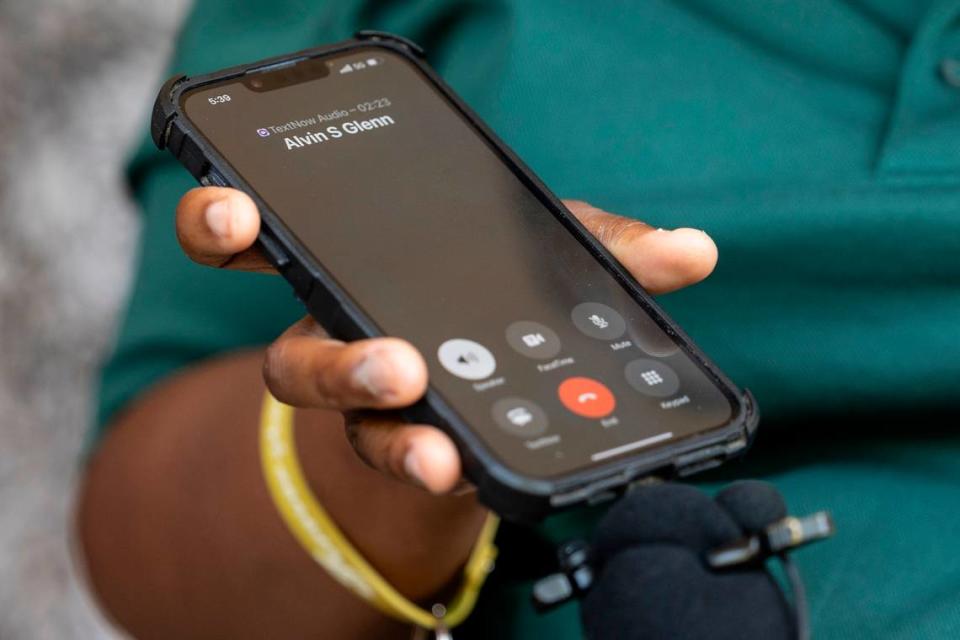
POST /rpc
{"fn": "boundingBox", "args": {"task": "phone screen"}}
[181,46,736,479]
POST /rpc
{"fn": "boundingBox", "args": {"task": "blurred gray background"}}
[0,1,188,637]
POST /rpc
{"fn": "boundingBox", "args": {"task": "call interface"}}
[182,47,736,478]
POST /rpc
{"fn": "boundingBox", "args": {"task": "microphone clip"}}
[706,511,835,570]
[531,539,595,612]
[531,511,834,613]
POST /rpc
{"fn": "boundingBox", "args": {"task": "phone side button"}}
[199,166,229,188]
[258,233,291,271]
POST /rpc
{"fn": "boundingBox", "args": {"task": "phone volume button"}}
[199,167,229,188]
[258,233,291,270]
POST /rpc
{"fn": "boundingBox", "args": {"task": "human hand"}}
[175,188,718,494]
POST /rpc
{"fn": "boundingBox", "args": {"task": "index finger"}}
[563,200,718,294]
[175,186,274,272]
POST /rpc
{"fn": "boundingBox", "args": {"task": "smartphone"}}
[152,32,757,521]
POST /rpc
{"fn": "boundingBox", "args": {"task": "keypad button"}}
[624,359,680,397]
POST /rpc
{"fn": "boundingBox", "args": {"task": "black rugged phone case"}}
[151,31,759,522]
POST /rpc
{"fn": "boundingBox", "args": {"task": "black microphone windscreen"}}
[715,480,788,532]
[581,483,795,640]
[581,545,794,640]
[592,483,741,564]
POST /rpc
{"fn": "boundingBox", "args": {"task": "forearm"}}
[77,350,487,639]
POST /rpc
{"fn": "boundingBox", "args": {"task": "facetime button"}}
[506,321,562,359]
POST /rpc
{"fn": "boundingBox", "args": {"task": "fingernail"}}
[352,354,394,398]
[205,199,231,238]
[404,449,427,487]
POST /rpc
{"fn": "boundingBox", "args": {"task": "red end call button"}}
[558,377,616,419]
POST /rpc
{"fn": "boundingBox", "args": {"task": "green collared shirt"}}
[99,2,960,637]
